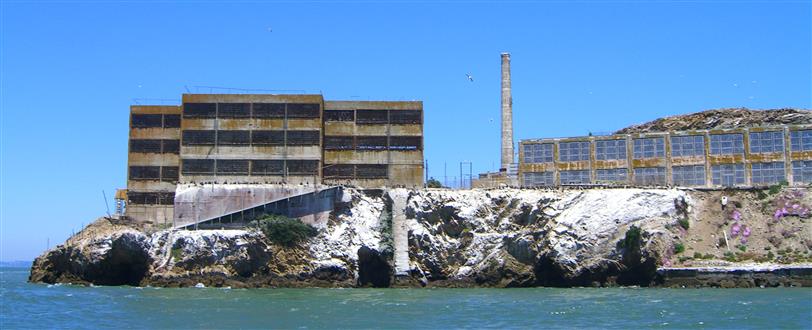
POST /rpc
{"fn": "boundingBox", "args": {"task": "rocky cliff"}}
[615,108,812,134]
[30,187,812,288]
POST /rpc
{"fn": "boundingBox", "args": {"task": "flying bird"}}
[465,73,474,82]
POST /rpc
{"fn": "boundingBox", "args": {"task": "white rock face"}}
[405,188,690,284]
[30,187,694,287]
[308,189,388,272]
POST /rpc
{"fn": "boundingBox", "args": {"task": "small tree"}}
[426,177,445,188]
[250,214,317,247]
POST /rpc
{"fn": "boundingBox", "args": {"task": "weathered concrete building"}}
[322,101,423,187]
[125,93,424,225]
[126,105,181,224]
[519,125,812,188]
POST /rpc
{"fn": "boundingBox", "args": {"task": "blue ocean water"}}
[2,266,811,329]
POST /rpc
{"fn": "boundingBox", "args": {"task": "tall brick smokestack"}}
[500,52,513,171]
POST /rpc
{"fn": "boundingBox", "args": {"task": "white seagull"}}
[465,73,474,82]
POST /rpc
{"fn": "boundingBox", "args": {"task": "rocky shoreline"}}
[29,187,812,288]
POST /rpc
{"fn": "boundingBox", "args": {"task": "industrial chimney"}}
[500,52,514,171]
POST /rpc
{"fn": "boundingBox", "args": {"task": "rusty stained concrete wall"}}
[322,101,424,188]
[182,118,321,130]
[126,205,174,227]
[182,93,324,104]
[126,106,182,224]
[323,122,422,136]
[178,94,323,185]
[123,96,425,225]
[519,124,812,188]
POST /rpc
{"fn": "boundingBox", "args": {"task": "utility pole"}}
[424,160,429,187]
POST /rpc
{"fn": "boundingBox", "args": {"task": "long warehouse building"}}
[519,125,812,188]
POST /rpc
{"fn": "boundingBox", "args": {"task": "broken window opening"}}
[324,110,354,122]
[251,130,285,146]
[286,160,319,175]
[216,160,250,175]
[252,103,286,118]
[356,136,388,150]
[388,136,422,150]
[158,192,175,205]
[161,166,179,182]
[286,130,320,146]
[286,103,321,118]
[251,160,284,176]
[389,110,422,124]
[163,114,181,128]
[323,164,355,179]
[130,139,162,153]
[181,159,215,175]
[217,130,250,146]
[324,136,354,150]
[356,110,388,124]
[182,130,216,146]
[131,114,163,128]
[162,139,180,154]
[217,103,250,118]
[127,192,160,205]
[356,164,388,179]
[183,103,216,118]
[129,166,161,180]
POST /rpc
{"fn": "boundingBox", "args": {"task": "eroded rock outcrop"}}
[615,108,812,134]
[29,187,812,287]
[404,189,686,287]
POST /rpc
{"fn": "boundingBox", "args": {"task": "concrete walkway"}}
[389,189,411,276]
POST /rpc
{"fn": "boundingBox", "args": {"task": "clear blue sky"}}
[1,0,810,261]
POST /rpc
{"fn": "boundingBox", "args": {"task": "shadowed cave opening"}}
[357,246,392,288]
[90,238,151,286]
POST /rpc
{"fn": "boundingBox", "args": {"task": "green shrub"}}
[171,247,183,262]
[693,252,703,259]
[426,177,445,188]
[250,214,317,247]
[674,243,685,254]
[738,245,747,252]
[723,251,737,262]
[757,190,768,200]
[703,253,715,259]
[767,251,775,260]
[678,218,690,230]
[768,180,788,195]
[618,225,642,250]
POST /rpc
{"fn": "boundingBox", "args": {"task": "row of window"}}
[523,130,812,164]
[127,191,175,205]
[522,161,811,187]
[322,164,389,179]
[131,114,181,129]
[324,136,422,151]
[130,139,180,154]
[181,159,319,176]
[182,130,320,146]
[323,110,422,124]
[129,166,179,181]
[183,103,321,119]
